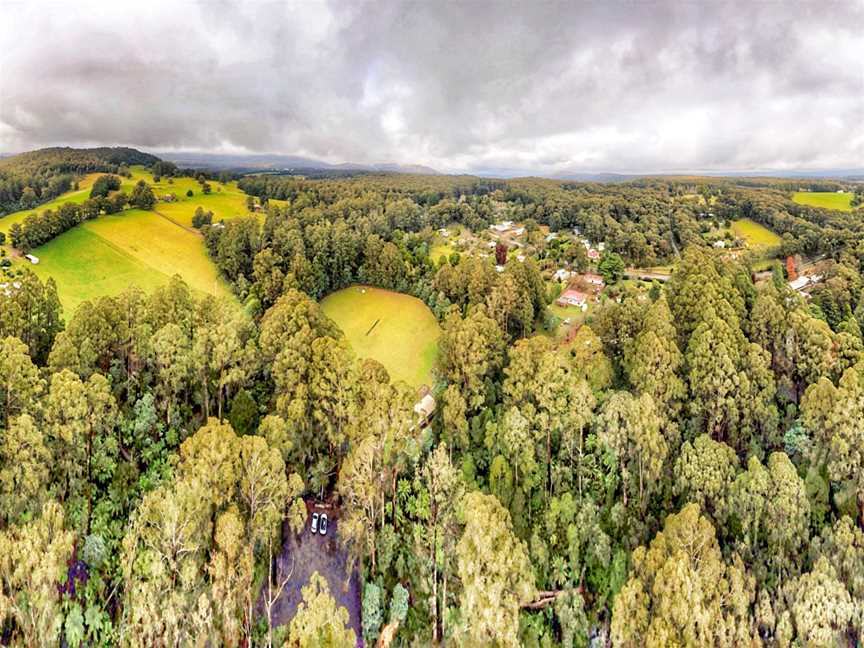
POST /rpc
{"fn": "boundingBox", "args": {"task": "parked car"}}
[311,512,319,534]
[319,513,328,536]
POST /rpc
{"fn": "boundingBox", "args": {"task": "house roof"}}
[559,289,587,302]
[414,394,436,418]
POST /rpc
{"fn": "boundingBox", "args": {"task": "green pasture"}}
[7,208,231,316]
[730,219,782,248]
[320,285,441,388]
[792,191,854,212]
[2,166,237,316]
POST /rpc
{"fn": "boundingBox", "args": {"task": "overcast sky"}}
[1,0,862,174]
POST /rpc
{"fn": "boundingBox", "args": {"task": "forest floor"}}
[264,503,362,643]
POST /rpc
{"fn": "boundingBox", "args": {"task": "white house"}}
[713,240,726,248]
[24,254,39,265]
[490,220,514,233]
[554,268,572,282]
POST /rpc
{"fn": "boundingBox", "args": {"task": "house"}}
[789,274,824,292]
[490,220,514,233]
[545,232,558,242]
[553,268,572,282]
[587,249,600,260]
[582,272,604,287]
[713,240,726,248]
[556,289,588,308]
[788,276,810,291]
[24,254,39,265]
[413,393,436,428]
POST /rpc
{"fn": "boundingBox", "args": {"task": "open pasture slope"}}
[320,286,441,388]
[19,210,232,315]
[792,191,854,212]
[1,167,239,316]
[730,218,782,248]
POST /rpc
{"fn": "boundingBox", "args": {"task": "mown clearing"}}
[731,218,782,248]
[792,191,854,212]
[320,286,441,388]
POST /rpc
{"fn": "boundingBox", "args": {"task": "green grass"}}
[320,285,441,388]
[12,227,170,315]
[730,218,782,248]
[430,243,455,263]
[7,209,232,316]
[1,166,238,316]
[792,191,854,212]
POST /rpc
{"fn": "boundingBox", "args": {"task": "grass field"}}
[8,209,232,315]
[1,167,239,316]
[731,218,782,248]
[792,191,854,212]
[320,285,441,388]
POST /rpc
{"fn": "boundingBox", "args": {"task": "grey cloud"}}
[0,0,862,173]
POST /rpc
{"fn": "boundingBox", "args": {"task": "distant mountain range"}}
[154,151,440,175]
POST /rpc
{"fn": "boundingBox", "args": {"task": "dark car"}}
[319,513,328,535]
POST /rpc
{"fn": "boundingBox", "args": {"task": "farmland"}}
[0,167,241,316]
[320,285,441,388]
[792,191,854,212]
[730,218,782,248]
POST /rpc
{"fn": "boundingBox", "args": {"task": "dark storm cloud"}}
[1,0,862,173]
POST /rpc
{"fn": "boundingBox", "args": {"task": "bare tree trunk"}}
[431,526,438,644]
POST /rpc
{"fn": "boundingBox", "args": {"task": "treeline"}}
[2,237,864,645]
[8,179,155,252]
[204,202,549,340]
[0,147,157,215]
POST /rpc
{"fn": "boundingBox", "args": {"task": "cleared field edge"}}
[791,191,854,212]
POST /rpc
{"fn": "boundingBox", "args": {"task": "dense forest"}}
[2,152,864,647]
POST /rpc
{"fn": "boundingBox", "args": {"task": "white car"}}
[319,513,328,535]
[310,512,319,534]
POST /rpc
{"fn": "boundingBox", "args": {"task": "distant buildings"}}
[581,272,605,287]
[553,268,573,282]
